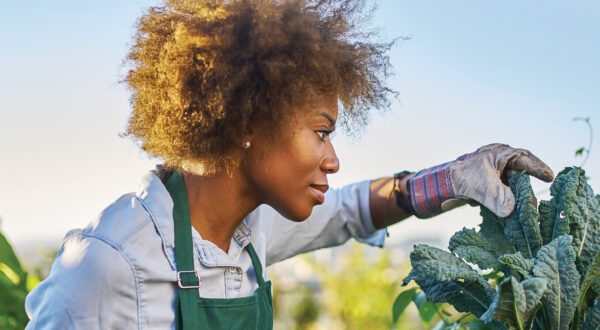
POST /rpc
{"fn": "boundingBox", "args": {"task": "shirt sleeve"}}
[262,180,387,266]
[25,232,138,330]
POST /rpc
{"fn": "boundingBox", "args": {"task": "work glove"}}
[399,143,554,219]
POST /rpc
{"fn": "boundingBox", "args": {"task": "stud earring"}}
[243,141,251,149]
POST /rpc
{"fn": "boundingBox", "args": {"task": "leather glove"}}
[399,143,554,218]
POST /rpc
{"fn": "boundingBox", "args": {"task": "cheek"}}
[248,129,323,190]
[285,134,322,178]
[264,135,321,200]
[246,132,326,220]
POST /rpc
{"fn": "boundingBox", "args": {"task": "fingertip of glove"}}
[496,203,515,218]
[498,188,516,218]
[525,153,554,182]
[541,169,554,182]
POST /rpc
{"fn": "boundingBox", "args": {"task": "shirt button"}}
[228,267,237,274]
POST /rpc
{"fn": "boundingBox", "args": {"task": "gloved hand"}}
[399,143,554,218]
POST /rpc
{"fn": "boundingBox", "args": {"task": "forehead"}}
[298,94,338,122]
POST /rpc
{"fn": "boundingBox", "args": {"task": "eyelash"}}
[316,130,333,141]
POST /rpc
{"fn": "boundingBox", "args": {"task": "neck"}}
[183,170,259,253]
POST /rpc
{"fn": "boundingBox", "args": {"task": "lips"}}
[310,184,329,204]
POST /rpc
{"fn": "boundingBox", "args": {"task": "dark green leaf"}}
[403,245,494,289]
[480,276,547,330]
[0,229,30,329]
[582,300,600,330]
[403,245,495,317]
[539,168,600,277]
[503,172,543,259]
[0,231,25,280]
[404,166,599,330]
[413,291,443,325]
[480,207,516,254]
[392,287,417,323]
[450,228,501,270]
[538,199,557,245]
[466,318,494,330]
[578,249,600,318]
[561,168,600,276]
[575,147,585,157]
[0,278,28,326]
[449,206,518,271]
[532,235,580,330]
[498,252,534,279]
[419,279,494,318]
[593,279,600,296]
[466,318,508,330]
[539,167,576,243]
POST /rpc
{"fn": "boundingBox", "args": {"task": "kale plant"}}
[401,167,600,330]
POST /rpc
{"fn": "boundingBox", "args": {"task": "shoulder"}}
[50,232,136,285]
[25,234,139,329]
[25,169,176,329]
[81,193,146,241]
[80,192,151,248]
[78,169,174,252]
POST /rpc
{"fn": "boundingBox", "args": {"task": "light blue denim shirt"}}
[25,168,386,329]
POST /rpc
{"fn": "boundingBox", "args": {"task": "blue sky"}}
[1,1,598,248]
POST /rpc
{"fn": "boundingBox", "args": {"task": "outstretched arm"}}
[369,174,414,230]
[369,143,554,230]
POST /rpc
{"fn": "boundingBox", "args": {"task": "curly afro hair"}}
[124,0,396,175]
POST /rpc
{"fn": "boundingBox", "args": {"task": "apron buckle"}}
[177,270,201,289]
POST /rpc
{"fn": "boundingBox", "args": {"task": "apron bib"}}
[164,171,274,330]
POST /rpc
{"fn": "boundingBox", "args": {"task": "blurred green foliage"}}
[272,242,429,329]
[309,243,404,329]
[0,218,39,330]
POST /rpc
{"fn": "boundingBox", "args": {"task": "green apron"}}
[164,171,274,330]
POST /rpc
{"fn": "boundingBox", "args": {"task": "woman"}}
[25,0,553,329]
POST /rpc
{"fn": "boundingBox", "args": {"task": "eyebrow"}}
[320,112,336,128]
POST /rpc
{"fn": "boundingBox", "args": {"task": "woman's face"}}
[242,95,340,221]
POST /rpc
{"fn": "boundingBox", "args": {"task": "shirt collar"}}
[135,166,255,269]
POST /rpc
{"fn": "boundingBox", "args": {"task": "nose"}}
[320,143,340,174]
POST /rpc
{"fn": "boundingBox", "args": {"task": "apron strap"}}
[165,171,269,329]
[246,243,266,286]
[166,171,201,329]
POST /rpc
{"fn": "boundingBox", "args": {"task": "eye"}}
[316,130,332,141]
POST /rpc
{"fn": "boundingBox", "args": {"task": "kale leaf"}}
[480,276,547,330]
[402,244,495,316]
[503,173,543,259]
[532,235,580,330]
[401,167,600,330]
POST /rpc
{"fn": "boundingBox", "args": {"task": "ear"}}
[241,130,257,150]
[240,125,256,150]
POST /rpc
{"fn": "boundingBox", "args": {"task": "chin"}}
[279,204,315,222]
[284,211,312,222]
[268,195,319,221]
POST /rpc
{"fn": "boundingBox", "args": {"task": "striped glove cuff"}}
[404,150,478,219]
[406,162,455,218]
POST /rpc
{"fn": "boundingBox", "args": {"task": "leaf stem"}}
[573,116,593,167]
[534,315,543,330]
